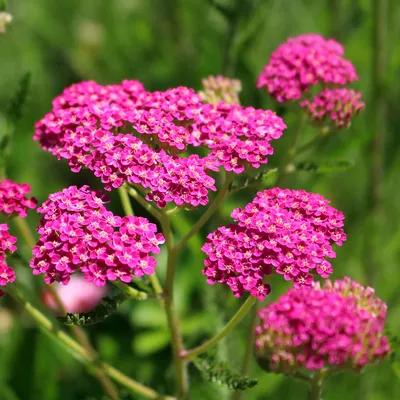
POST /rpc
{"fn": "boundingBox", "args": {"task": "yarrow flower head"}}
[0,224,17,297]
[198,75,242,105]
[300,88,365,129]
[202,188,346,299]
[34,81,285,207]
[42,274,108,313]
[257,34,358,102]
[30,185,165,286]
[255,277,391,373]
[0,179,37,218]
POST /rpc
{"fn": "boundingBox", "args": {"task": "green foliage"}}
[194,351,258,392]
[57,294,126,326]
[0,0,7,12]
[0,72,31,161]
[6,72,31,126]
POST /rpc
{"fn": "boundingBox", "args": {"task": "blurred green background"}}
[0,0,399,399]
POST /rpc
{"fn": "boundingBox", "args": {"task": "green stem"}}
[182,296,257,361]
[118,186,134,216]
[175,173,233,252]
[4,285,175,400]
[308,371,324,400]
[161,211,189,399]
[13,216,36,249]
[112,281,151,300]
[121,184,164,302]
[233,300,259,400]
[127,185,162,221]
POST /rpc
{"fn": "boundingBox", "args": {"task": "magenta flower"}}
[257,34,358,102]
[0,179,37,218]
[30,185,164,286]
[300,88,365,129]
[202,188,346,299]
[34,81,285,208]
[0,224,17,296]
[42,275,108,313]
[255,277,391,373]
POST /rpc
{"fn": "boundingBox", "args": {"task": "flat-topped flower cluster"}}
[202,188,346,299]
[0,224,17,296]
[257,34,358,102]
[30,185,164,286]
[0,179,37,217]
[35,81,286,208]
[257,34,364,129]
[255,277,391,372]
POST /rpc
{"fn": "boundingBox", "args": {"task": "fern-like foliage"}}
[194,351,258,392]
[229,168,277,195]
[57,294,126,326]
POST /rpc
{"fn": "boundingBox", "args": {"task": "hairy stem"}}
[182,296,257,361]
[308,371,324,400]
[13,217,120,400]
[4,285,174,399]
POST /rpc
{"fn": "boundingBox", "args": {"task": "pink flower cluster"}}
[198,75,242,105]
[34,81,285,207]
[300,88,365,129]
[0,224,17,297]
[202,188,346,299]
[0,179,37,217]
[42,275,108,313]
[257,34,358,102]
[255,277,391,372]
[30,185,165,286]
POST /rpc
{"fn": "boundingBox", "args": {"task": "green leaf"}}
[294,160,355,174]
[57,294,126,326]
[132,330,170,356]
[194,351,258,392]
